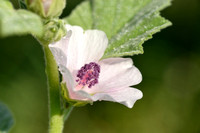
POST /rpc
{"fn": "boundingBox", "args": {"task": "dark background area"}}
[0,0,200,132]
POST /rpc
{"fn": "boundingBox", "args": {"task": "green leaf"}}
[0,102,14,133]
[64,0,172,58]
[0,0,43,38]
[64,1,93,30]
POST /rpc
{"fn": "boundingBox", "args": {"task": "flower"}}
[49,25,143,108]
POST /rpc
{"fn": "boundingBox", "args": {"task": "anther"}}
[76,62,100,88]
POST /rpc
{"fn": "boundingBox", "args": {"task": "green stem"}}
[64,105,74,121]
[43,45,64,133]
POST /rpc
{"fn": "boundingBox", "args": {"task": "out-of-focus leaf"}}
[0,0,43,38]
[64,0,172,58]
[0,102,14,133]
[64,1,93,30]
[18,0,27,9]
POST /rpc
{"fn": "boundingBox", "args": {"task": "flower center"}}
[76,62,100,88]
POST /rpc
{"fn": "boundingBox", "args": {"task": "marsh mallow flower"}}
[49,25,143,108]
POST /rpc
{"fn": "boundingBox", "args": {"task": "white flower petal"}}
[73,90,92,101]
[91,87,143,108]
[49,30,72,67]
[65,25,85,72]
[79,30,108,65]
[65,24,108,71]
[59,65,74,93]
[99,58,142,88]
[85,58,142,94]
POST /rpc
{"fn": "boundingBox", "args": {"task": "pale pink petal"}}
[85,58,142,94]
[79,30,108,66]
[49,30,72,68]
[65,25,84,72]
[43,0,52,13]
[65,25,108,72]
[91,87,143,108]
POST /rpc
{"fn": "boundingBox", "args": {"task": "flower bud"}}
[26,0,66,18]
[38,19,67,45]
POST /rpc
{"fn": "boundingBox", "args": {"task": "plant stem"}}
[64,105,74,121]
[43,45,64,133]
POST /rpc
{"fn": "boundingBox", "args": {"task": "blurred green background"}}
[0,0,200,132]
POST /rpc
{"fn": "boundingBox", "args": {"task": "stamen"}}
[76,62,100,88]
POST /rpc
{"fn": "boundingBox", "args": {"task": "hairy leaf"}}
[64,0,172,58]
[0,0,43,38]
[65,1,93,30]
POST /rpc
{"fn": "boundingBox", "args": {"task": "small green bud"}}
[39,19,67,45]
[26,0,66,18]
